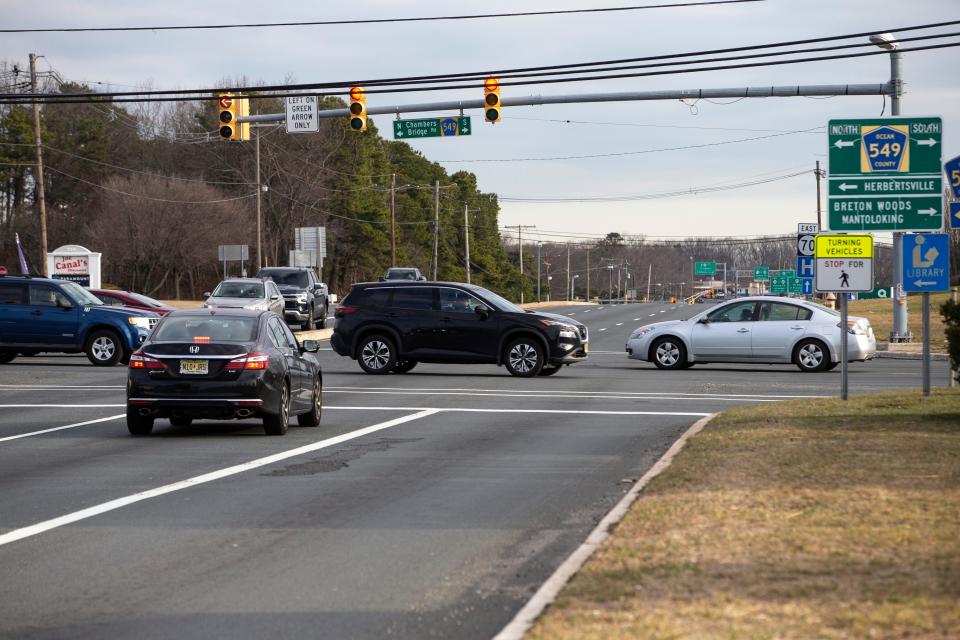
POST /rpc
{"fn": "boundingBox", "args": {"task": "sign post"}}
[902,233,951,396]
[815,234,875,400]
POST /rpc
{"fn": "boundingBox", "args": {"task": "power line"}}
[44,165,257,204]
[4,21,959,104]
[0,1,763,33]
[508,116,824,134]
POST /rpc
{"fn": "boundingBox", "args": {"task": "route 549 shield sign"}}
[814,234,874,292]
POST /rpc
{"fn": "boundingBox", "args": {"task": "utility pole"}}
[586,245,591,301]
[255,125,262,268]
[504,225,534,303]
[646,264,652,302]
[566,243,571,301]
[463,204,471,284]
[390,173,397,267]
[432,180,439,280]
[29,53,48,276]
[885,39,910,342]
[536,241,542,302]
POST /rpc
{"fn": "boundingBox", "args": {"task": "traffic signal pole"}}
[238,83,894,126]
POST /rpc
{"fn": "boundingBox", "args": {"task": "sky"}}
[3,0,958,243]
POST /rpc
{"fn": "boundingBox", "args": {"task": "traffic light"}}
[349,86,367,132]
[483,77,501,124]
[237,96,250,141]
[218,93,239,140]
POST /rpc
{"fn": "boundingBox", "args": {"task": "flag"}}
[15,233,29,274]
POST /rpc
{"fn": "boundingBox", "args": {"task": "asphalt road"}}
[0,301,948,639]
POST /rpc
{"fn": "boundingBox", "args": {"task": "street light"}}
[606,265,615,303]
[546,275,553,302]
[570,274,580,301]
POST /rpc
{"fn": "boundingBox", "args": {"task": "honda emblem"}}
[189,345,200,354]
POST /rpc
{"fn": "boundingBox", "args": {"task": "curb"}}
[875,351,948,361]
[293,328,333,341]
[492,413,718,640]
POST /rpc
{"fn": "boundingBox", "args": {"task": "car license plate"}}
[180,359,209,375]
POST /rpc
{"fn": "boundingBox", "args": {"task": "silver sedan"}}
[626,296,876,372]
[202,278,284,316]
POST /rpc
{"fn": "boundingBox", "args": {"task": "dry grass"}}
[529,390,960,640]
[850,293,951,351]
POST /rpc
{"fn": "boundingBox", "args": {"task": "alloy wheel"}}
[92,336,116,361]
[656,341,680,366]
[508,343,538,374]
[361,340,391,371]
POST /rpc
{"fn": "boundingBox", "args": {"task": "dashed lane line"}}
[0,415,126,443]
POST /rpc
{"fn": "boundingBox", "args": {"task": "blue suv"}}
[0,275,159,366]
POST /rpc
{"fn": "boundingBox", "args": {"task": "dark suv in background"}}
[331,281,588,377]
[256,267,329,330]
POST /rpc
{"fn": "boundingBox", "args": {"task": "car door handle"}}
[790,326,804,330]
[737,328,749,333]
[31,310,43,316]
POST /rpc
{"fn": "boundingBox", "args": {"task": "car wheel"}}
[357,335,397,374]
[538,364,563,376]
[169,415,193,427]
[126,407,154,436]
[317,306,327,329]
[795,339,830,372]
[0,351,16,364]
[393,360,418,374]
[303,307,316,331]
[824,361,839,371]
[263,382,290,435]
[297,377,322,427]
[86,329,123,367]
[651,337,686,370]
[504,337,545,377]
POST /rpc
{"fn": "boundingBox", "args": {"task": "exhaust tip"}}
[138,408,152,416]
[236,408,253,418]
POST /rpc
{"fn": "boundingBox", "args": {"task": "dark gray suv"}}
[256,267,329,330]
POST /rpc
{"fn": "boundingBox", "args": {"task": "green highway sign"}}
[393,116,472,140]
[694,261,717,276]
[827,117,943,232]
[753,266,769,281]
[788,277,803,294]
[858,286,891,300]
[777,269,796,279]
[770,276,788,294]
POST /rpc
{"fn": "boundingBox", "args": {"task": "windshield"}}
[212,282,264,299]
[60,281,103,306]
[260,271,309,288]
[472,286,523,313]
[153,316,259,342]
[126,292,165,307]
[805,300,841,317]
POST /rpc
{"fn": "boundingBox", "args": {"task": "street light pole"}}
[570,274,580,301]
[537,241,542,302]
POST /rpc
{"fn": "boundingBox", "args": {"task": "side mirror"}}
[58,300,74,310]
[301,339,319,353]
[697,317,710,324]
[475,305,490,319]
[270,294,280,301]
[418,276,427,281]
[379,277,387,282]
[203,291,212,298]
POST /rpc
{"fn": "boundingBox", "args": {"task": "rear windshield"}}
[212,282,264,299]
[259,270,309,288]
[152,316,259,342]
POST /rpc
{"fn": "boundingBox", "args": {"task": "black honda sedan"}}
[126,309,322,436]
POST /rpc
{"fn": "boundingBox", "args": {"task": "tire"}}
[393,360,418,374]
[538,365,563,376]
[126,407,154,436]
[357,334,397,374]
[169,415,193,427]
[651,337,686,370]
[86,329,123,367]
[824,361,839,371]
[0,351,16,364]
[504,337,545,377]
[303,308,316,331]
[297,377,322,427]
[263,382,290,435]
[794,339,830,372]
[317,305,327,329]
[679,360,695,369]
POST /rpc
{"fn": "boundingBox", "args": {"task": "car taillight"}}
[335,305,358,317]
[129,352,164,370]
[225,352,270,370]
[193,336,211,344]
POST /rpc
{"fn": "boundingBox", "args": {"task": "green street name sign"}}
[393,116,472,140]
[753,266,769,281]
[827,117,943,232]
[694,261,716,276]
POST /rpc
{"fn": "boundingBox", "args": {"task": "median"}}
[528,389,960,639]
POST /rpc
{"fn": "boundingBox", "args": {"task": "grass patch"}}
[850,293,950,351]
[529,390,960,640]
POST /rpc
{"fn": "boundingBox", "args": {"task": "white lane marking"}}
[598,328,607,332]
[326,386,830,400]
[494,413,717,640]
[633,318,640,321]
[0,404,125,408]
[648,314,655,317]
[325,391,785,403]
[616,323,623,326]
[328,407,710,417]
[0,415,125,443]
[0,385,123,390]
[659,310,666,313]
[0,409,439,548]
[582,310,590,313]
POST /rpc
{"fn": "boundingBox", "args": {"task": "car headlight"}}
[295,293,308,304]
[539,319,579,339]
[629,327,655,340]
[128,316,152,330]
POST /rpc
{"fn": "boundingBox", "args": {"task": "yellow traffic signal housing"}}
[483,78,501,124]
[218,93,239,140]
[237,96,250,141]
[349,86,367,132]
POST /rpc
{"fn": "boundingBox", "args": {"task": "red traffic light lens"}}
[219,125,233,138]
[484,78,499,91]
[349,102,365,116]
[218,96,233,109]
[219,111,233,123]
[350,117,365,131]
